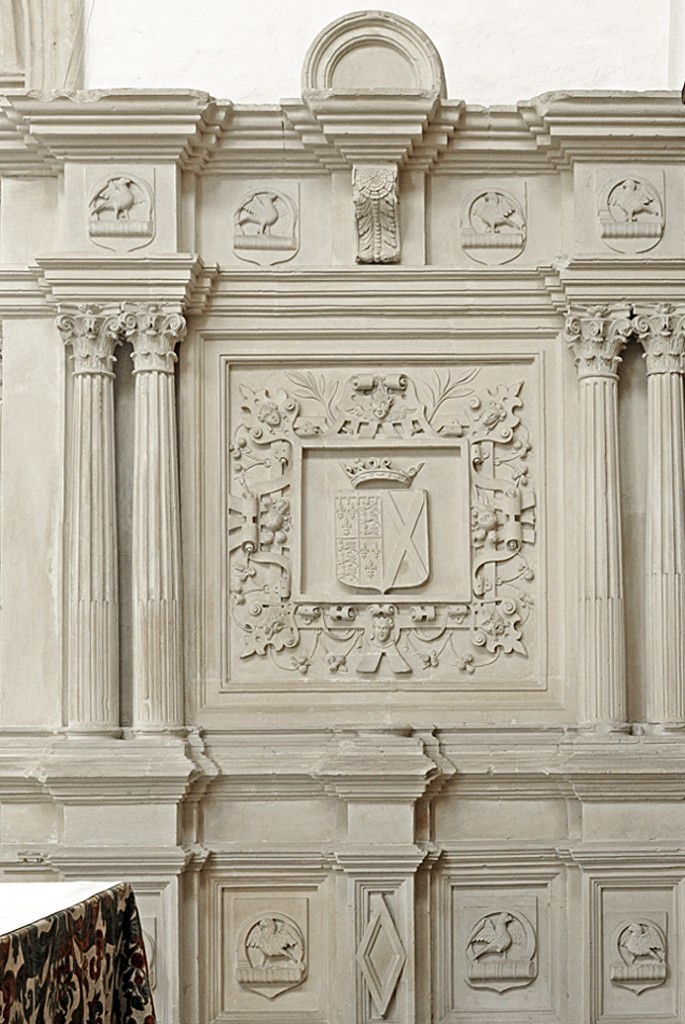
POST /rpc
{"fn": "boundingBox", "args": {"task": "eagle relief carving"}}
[235,913,307,998]
[610,919,667,994]
[465,910,537,993]
[233,188,299,265]
[88,173,154,250]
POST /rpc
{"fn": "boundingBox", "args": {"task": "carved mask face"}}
[372,615,393,644]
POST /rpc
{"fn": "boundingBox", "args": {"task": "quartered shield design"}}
[335,489,429,593]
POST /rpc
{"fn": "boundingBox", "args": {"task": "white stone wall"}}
[83,0,683,101]
[2,7,685,1024]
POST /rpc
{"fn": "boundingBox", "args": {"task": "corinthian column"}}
[57,305,121,731]
[121,304,186,731]
[635,304,685,729]
[565,305,632,731]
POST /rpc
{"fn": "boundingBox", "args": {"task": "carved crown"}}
[344,457,423,488]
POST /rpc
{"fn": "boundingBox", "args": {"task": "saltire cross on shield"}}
[334,489,429,593]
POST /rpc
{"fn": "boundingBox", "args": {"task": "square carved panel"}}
[222,359,539,690]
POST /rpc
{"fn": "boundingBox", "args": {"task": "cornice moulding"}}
[545,257,685,308]
[35,254,217,313]
[46,846,192,875]
[519,90,685,164]
[0,91,230,170]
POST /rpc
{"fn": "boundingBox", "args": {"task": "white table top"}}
[0,880,122,936]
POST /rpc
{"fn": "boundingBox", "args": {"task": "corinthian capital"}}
[634,303,685,375]
[120,303,187,374]
[564,304,633,380]
[56,304,121,376]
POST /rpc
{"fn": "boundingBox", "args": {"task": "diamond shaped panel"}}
[356,896,406,1017]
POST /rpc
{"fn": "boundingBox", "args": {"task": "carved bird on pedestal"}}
[473,192,519,234]
[237,193,280,235]
[90,177,136,220]
[608,179,654,222]
[619,923,664,964]
[247,917,303,965]
[468,912,524,958]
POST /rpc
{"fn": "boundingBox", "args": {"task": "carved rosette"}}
[57,305,122,731]
[635,305,685,728]
[353,164,400,264]
[122,303,186,730]
[564,305,632,729]
[227,365,536,684]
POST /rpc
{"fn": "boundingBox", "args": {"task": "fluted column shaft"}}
[635,305,685,728]
[57,306,121,731]
[566,306,632,730]
[122,304,186,730]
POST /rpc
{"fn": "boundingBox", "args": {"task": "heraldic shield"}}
[335,487,429,593]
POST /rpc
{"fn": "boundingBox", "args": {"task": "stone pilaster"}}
[565,305,632,730]
[313,730,450,1024]
[121,303,186,731]
[635,304,685,729]
[56,305,121,731]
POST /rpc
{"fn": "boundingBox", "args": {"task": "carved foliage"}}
[353,165,400,264]
[236,913,307,999]
[227,364,536,682]
[120,304,187,374]
[633,303,685,376]
[465,909,537,993]
[56,304,122,376]
[564,304,633,379]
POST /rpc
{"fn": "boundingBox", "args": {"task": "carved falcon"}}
[90,177,136,220]
[608,179,654,222]
[247,917,304,965]
[472,192,521,234]
[619,922,664,964]
[468,912,525,958]
[237,193,280,235]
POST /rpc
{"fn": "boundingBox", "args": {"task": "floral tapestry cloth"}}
[0,882,155,1024]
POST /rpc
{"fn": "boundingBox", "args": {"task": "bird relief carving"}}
[461,189,526,265]
[598,174,664,253]
[235,913,307,998]
[233,188,299,266]
[353,164,400,264]
[610,919,667,994]
[465,910,537,992]
[88,173,154,250]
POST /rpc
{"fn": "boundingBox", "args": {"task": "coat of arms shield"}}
[334,488,429,593]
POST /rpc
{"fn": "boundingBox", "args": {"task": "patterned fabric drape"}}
[0,882,155,1023]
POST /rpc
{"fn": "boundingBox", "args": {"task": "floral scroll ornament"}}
[228,369,536,680]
